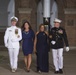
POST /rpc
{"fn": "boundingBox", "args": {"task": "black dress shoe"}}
[54,71,59,74]
[59,69,63,74]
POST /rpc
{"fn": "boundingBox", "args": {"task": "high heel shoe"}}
[27,69,30,72]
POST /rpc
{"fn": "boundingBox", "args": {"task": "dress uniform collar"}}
[55,27,60,29]
[11,26,17,29]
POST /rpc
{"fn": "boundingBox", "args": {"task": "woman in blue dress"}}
[22,21,35,72]
[34,24,49,73]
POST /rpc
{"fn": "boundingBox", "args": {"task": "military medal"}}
[58,29,63,34]
[15,29,20,38]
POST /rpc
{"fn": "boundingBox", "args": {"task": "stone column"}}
[43,0,51,33]
[43,0,51,51]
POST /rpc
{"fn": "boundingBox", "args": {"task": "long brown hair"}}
[21,20,32,31]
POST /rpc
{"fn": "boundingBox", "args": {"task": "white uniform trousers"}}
[52,48,63,71]
[8,48,19,69]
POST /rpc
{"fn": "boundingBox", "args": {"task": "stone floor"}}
[0,49,76,75]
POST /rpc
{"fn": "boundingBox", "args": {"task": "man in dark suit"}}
[50,18,69,74]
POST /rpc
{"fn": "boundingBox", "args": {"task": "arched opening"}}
[0,0,10,29]
[8,0,15,26]
[0,0,15,31]
[37,1,43,31]
[0,0,15,46]
[37,0,58,30]
[50,1,58,27]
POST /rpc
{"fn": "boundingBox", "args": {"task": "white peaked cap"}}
[10,16,18,21]
[54,18,62,23]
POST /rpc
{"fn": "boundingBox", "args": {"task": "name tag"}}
[9,30,12,32]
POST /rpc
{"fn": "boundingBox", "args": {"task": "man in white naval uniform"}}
[4,16,22,72]
[50,18,69,74]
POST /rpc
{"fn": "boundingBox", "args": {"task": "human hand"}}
[17,35,20,38]
[49,35,52,38]
[51,41,56,45]
[66,47,69,52]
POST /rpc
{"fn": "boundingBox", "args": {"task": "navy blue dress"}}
[22,30,35,56]
[36,31,49,72]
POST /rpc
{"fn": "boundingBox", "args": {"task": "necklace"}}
[24,31,29,34]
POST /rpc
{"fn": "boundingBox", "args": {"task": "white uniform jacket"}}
[4,26,22,49]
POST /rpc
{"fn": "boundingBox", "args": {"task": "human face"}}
[11,21,17,26]
[24,23,29,30]
[54,22,60,28]
[40,25,45,32]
